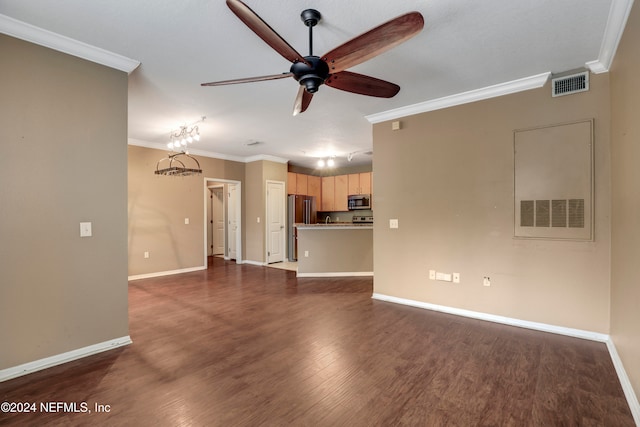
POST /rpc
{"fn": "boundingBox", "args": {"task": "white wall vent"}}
[551,71,589,97]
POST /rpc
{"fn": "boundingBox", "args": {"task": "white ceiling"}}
[0,0,631,168]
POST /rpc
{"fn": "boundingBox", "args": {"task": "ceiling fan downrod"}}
[301,9,321,56]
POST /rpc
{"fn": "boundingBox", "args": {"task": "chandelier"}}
[155,117,205,176]
[166,116,205,152]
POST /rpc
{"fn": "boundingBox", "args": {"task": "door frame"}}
[204,177,242,265]
[208,185,225,256]
[265,180,286,264]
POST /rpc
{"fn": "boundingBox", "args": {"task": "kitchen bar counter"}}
[295,222,373,230]
[295,224,373,277]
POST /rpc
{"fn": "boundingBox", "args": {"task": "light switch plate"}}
[184,218,190,225]
[389,219,399,229]
[80,222,92,237]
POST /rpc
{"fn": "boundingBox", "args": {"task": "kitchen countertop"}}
[295,223,373,229]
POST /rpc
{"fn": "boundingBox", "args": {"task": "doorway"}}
[204,178,242,265]
[208,186,225,256]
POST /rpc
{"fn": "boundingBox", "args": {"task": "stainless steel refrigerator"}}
[288,195,316,261]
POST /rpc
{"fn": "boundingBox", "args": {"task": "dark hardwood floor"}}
[0,257,634,426]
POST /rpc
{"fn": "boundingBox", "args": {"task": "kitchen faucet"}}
[325,215,331,224]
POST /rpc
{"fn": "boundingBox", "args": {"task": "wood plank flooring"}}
[0,257,635,426]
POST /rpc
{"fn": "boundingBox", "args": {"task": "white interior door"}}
[211,187,225,255]
[227,184,238,260]
[266,181,286,263]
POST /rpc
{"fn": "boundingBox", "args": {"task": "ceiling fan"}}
[201,0,424,115]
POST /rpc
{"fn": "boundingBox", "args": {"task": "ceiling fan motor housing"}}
[290,56,330,93]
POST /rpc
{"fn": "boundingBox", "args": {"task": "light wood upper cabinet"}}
[307,175,322,207]
[287,172,297,195]
[360,172,371,194]
[335,174,349,211]
[321,176,335,211]
[296,174,308,195]
[293,171,372,211]
[348,174,360,195]
[288,172,310,195]
[347,172,372,195]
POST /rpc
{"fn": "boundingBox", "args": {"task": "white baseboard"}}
[372,293,640,422]
[0,336,132,382]
[372,293,608,341]
[243,260,266,266]
[128,266,206,281]
[606,339,640,426]
[297,271,374,278]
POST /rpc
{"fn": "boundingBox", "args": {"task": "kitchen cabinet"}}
[348,172,371,195]
[307,175,322,207]
[287,172,309,195]
[288,172,296,194]
[335,174,349,211]
[321,176,335,211]
[296,174,308,195]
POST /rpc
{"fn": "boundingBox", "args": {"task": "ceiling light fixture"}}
[166,116,205,152]
[156,116,206,176]
[317,156,336,168]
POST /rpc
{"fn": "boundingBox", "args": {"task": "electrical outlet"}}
[389,219,399,229]
[429,269,436,280]
[184,218,190,225]
[453,273,460,283]
[304,251,309,257]
[144,251,149,259]
[483,276,491,287]
[436,272,452,282]
[257,217,260,223]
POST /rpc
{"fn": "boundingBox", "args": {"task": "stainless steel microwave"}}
[348,194,371,210]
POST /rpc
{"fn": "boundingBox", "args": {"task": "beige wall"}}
[0,35,129,369]
[373,73,611,333]
[128,145,245,275]
[610,1,640,399]
[245,160,288,263]
[128,147,287,273]
[245,161,264,262]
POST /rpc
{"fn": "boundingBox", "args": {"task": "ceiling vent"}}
[551,71,589,97]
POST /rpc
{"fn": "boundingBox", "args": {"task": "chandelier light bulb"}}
[167,142,174,149]
[187,136,193,143]
[194,134,200,141]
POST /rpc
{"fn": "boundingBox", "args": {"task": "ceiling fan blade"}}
[201,72,293,87]
[226,0,309,66]
[293,86,314,116]
[322,12,424,73]
[325,71,400,98]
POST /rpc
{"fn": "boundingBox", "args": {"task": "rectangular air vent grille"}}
[520,199,585,229]
[552,71,589,97]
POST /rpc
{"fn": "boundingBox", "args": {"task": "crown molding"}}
[128,139,289,164]
[0,14,140,74]
[586,0,635,74]
[244,154,289,164]
[366,72,550,124]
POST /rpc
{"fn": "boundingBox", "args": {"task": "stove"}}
[352,215,374,224]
